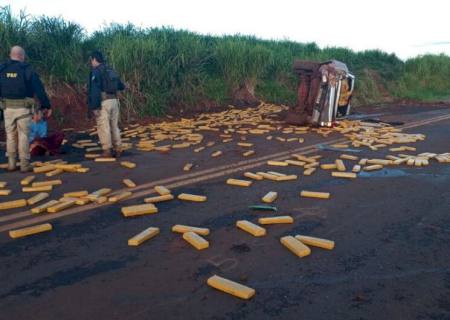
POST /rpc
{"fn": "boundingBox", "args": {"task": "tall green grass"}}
[393,54,450,101]
[1,6,449,118]
[0,8,85,83]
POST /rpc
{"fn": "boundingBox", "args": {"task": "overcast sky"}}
[5,0,450,60]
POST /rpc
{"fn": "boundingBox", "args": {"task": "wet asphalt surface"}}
[0,104,449,320]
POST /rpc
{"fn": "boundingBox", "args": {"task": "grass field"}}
[1,6,449,117]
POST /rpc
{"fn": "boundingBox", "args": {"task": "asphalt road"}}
[0,104,449,320]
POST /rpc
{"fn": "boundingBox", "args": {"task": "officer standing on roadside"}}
[0,46,51,172]
[87,50,125,158]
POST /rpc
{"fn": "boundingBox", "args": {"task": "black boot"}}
[101,149,112,158]
[20,159,32,173]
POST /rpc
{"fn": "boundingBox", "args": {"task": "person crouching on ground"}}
[29,110,64,157]
[87,50,125,158]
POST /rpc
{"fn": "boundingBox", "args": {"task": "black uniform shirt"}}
[0,59,51,109]
[87,64,125,110]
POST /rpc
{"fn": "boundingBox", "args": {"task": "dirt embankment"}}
[46,84,93,131]
[43,78,450,133]
[45,83,256,131]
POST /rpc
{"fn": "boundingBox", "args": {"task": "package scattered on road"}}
[177,193,207,202]
[121,203,158,217]
[128,227,160,246]
[9,223,53,239]
[226,178,252,187]
[27,192,49,205]
[172,224,210,236]
[182,231,209,250]
[123,179,136,188]
[31,200,59,214]
[236,220,266,237]
[0,199,28,211]
[280,236,311,258]
[154,185,171,196]
[207,275,255,300]
[258,216,294,224]
[144,194,174,203]
[295,235,335,250]
[262,191,278,203]
[300,190,331,199]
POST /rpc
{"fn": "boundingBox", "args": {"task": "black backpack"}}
[0,61,31,99]
[100,65,121,94]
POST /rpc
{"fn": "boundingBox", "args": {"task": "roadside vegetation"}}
[1,6,449,119]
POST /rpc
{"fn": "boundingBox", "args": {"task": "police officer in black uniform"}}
[88,50,125,158]
[0,46,51,172]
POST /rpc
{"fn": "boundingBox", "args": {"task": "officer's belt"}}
[2,98,35,109]
[101,92,117,101]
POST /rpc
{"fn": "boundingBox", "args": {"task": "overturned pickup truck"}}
[286,60,355,127]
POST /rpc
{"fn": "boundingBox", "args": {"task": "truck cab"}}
[291,59,355,127]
